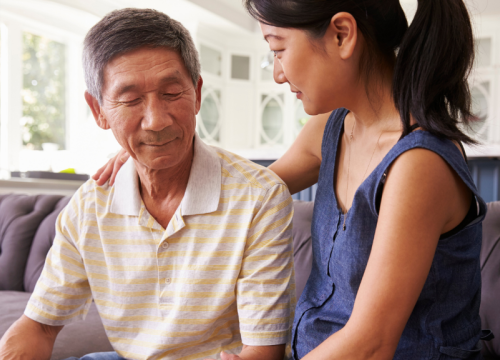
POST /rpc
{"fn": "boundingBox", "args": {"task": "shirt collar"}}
[110,133,221,217]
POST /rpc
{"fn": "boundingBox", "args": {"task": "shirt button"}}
[162,242,169,249]
[165,278,171,284]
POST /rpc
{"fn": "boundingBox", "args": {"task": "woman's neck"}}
[346,71,402,135]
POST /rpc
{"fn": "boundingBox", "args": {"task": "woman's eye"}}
[273,50,283,57]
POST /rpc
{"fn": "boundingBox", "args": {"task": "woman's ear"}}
[84,91,110,130]
[328,12,358,60]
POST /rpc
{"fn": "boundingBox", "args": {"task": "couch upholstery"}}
[0,194,113,359]
[0,194,498,359]
[480,201,500,358]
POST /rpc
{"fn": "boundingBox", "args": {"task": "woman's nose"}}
[273,57,287,84]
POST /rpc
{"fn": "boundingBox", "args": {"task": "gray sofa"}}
[0,194,498,359]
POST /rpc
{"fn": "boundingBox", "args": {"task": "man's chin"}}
[134,154,182,171]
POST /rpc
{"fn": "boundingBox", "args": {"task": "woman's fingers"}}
[220,351,241,360]
[109,151,130,186]
[92,149,129,186]
[92,163,107,181]
[95,159,115,186]
[202,351,241,360]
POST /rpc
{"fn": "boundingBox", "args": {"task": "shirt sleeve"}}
[24,186,93,326]
[236,183,296,346]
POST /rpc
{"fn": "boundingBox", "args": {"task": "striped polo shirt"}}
[25,134,295,360]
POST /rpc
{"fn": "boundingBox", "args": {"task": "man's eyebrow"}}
[159,73,183,85]
[113,73,183,97]
[264,34,284,42]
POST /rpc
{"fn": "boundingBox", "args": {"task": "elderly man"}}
[0,8,294,360]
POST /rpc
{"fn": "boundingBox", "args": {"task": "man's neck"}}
[134,144,194,229]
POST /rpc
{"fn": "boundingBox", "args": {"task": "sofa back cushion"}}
[24,196,71,292]
[292,200,314,300]
[0,194,67,291]
[480,201,500,358]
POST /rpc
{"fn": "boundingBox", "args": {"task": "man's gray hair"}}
[83,8,201,104]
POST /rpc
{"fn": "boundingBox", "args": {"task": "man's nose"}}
[273,57,287,84]
[141,96,173,132]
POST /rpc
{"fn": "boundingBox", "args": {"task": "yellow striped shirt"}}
[25,134,295,360]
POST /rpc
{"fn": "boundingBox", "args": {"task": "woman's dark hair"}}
[244,0,476,144]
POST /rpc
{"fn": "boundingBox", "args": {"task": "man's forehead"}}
[102,48,190,94]
[109,71,185,97]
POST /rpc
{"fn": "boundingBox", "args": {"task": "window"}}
[200,44,222,76]
[294,100,310,137]
[21,32,66,150]
[198,87,221,143]
[467,37,495,142]
[260,51,274,81]
[231,54,250,80]
[476,38,492,68]
[260,94,284,146]
[469,81,490,140]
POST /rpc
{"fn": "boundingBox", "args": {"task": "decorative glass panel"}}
[475,38,492,68]
[231,55,250,80]
[21,32,66,150]
[295,100,310,135]
[200,45,222,76]
[469,81,489,139]
[260,95,283,145]
[198,88,221,142]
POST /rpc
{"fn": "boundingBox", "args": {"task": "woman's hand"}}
[204,351,242,360]
[204,344,284,360]
[92,148,130,186]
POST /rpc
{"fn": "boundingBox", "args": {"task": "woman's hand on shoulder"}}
[269,111,330,194]
[92,148,130,186]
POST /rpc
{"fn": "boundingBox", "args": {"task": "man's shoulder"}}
[210,145,286,191]
[69,178,114,210]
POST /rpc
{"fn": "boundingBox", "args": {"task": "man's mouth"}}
[143,138,177,147]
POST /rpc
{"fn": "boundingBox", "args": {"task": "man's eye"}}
[163,92,182,99]
[121,98,141,105]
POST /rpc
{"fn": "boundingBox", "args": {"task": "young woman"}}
[94,1,488,359]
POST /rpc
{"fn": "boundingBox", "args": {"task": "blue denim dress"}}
[292,109,487,360]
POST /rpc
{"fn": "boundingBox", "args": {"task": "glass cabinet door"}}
[260,94,284,145]
[469,81,490,140]
[198,88,221,143]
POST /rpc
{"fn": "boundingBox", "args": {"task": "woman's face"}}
[260,17,360,115]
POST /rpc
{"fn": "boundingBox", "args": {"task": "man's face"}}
[87,47,202,170]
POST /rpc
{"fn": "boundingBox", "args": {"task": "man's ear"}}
[194,76,204,115]
[328,12,358,60]
[84,91,110,130]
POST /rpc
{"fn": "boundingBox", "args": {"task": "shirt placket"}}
[157,209,186,309]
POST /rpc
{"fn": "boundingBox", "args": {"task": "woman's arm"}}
[301,148,472,360]
[268,112,329,194]
[92,112,331,191]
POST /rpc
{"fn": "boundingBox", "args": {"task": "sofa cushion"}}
[24,196,71,292]
[480,201,500,358]
[0,194,65,291]
[0,291,113,360]
[292,201,314,300]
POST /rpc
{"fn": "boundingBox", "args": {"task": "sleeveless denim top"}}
[292,109,487,360]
